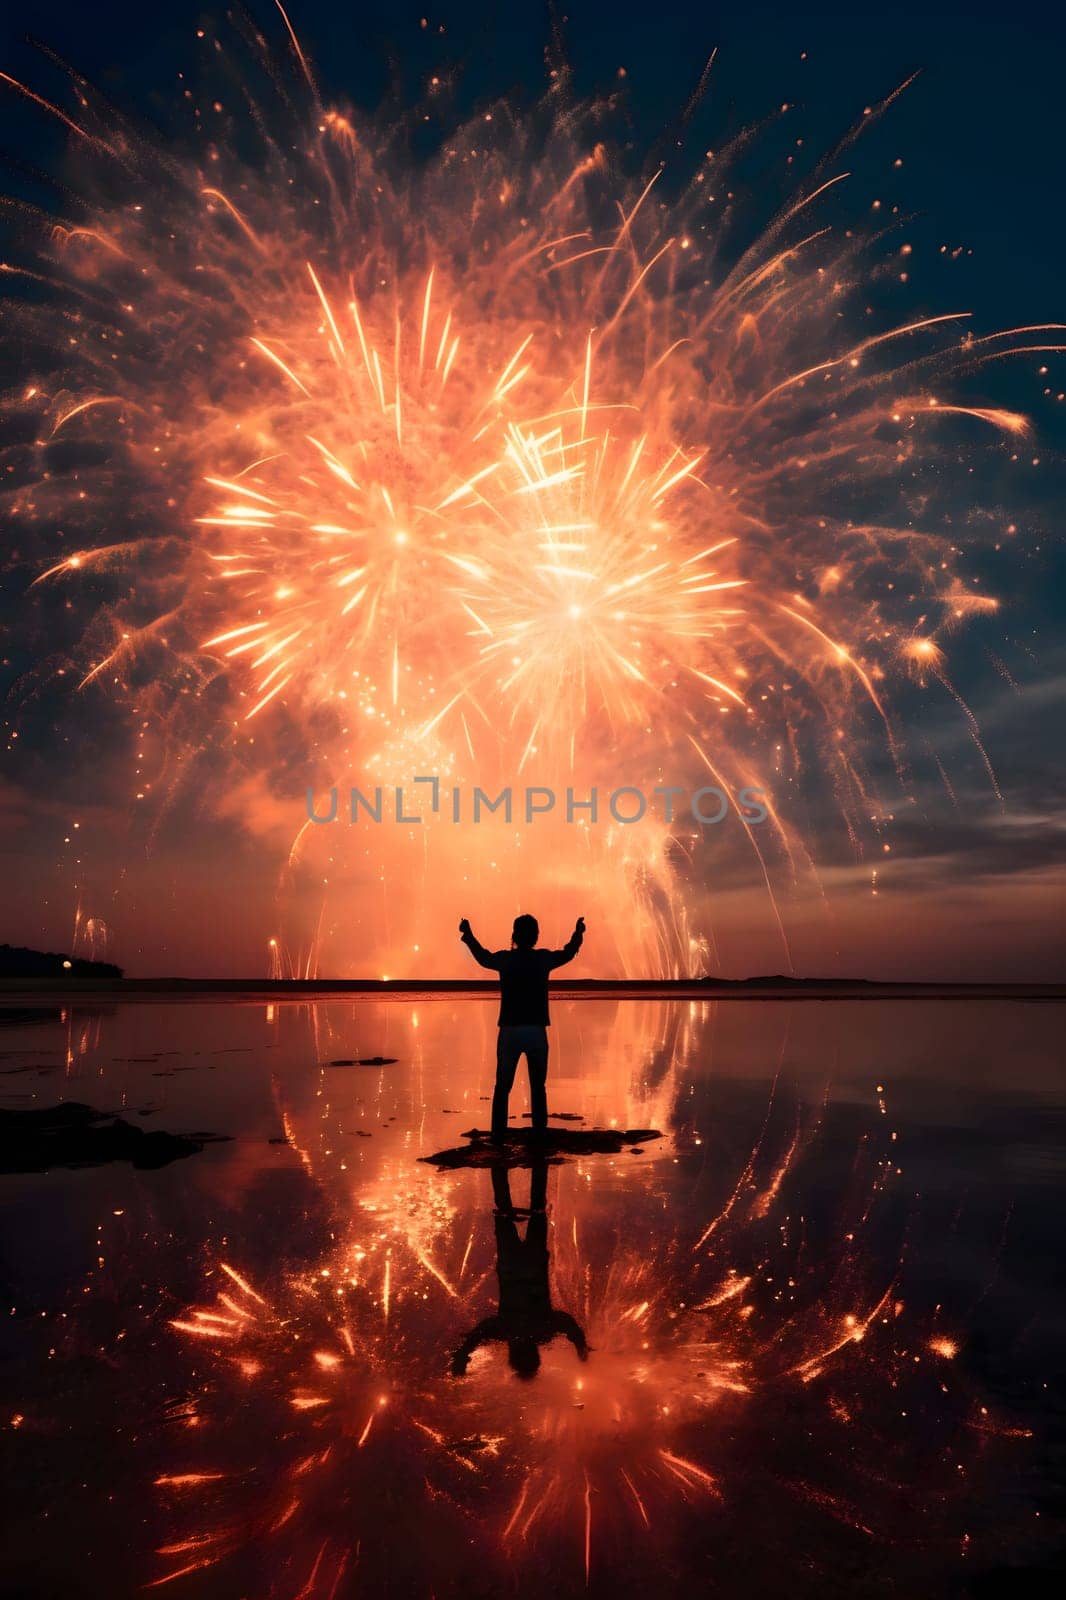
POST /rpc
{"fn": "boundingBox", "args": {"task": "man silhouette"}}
[459,912,585,1140]
[451,1162,588,1379]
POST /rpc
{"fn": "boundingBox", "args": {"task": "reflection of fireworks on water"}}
[154,1211,498,1593]
[154,1090,1009,1593]
[154,1262,478,1593]
[4,10,1062,972]
[479,1099,904,1575]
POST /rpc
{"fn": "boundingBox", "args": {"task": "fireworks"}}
[151,1005,993,1595]
[3,7,1061,973]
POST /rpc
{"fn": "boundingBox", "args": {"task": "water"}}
[1,996,1063,1597]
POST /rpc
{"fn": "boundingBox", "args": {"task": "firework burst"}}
[3,6,1061,972]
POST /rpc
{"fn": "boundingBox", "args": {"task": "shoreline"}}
[0,977,1063,1003]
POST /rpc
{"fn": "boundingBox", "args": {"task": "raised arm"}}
[451,1316,503,1375]
[547,915,585,971]
[552,1310,590,1360]
[458,917,504,971]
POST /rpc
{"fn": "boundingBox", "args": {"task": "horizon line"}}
[1,975,1064,998]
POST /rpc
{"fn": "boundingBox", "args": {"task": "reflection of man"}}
[451,1164,588,1380]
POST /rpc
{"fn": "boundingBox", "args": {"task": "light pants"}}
[493,1025,549,1137]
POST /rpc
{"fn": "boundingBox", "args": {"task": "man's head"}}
[511,913,539,949]
[508,1336,541,1378]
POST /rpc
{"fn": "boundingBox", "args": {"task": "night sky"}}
[1,0,1064,979]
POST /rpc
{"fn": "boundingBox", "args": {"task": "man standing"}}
[458,912,585,1140]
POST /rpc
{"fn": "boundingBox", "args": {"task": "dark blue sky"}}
[2,1,1064,325]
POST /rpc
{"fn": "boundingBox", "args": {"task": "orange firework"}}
[3,7,1061,973]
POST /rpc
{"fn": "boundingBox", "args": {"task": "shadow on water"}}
[422,1125,663,1167]
[0,1102,226,1173]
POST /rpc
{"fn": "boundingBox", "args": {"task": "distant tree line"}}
[0,945,124,979]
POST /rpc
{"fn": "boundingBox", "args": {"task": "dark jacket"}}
[460,927,583,1026]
